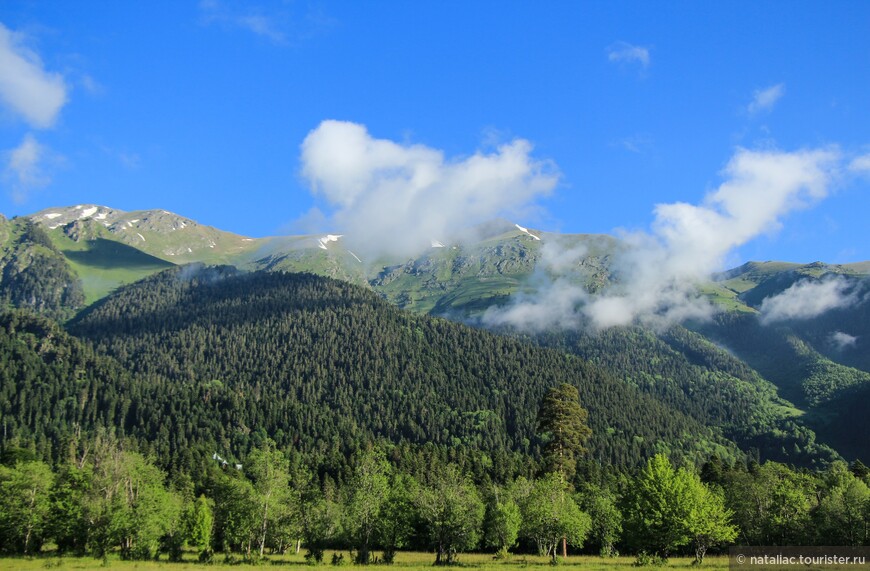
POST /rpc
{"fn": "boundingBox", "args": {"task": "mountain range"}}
[1,203,869,470]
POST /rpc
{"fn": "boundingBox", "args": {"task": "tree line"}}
[2,384,870,565]
[2,436,869,565]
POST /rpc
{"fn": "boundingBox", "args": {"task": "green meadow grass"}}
[49,235,174,304]
[0,552,730,571]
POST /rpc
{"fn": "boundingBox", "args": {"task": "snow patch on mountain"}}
[318,234,343,250]
[515,224,541,240]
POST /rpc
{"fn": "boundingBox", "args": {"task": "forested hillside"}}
[57,266,738,474]
[533,326,838,466]
[697,308,870,461]
[0,217,84,320]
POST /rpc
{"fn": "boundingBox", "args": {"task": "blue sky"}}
[1,1,869,265]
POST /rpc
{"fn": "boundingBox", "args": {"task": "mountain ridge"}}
[24,203,869,316]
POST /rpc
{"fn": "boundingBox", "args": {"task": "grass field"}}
[0,551,729,571]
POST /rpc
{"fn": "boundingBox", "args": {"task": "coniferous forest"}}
[1,266,870,564]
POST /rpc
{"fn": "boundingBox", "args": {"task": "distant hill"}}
[27,206,621,316]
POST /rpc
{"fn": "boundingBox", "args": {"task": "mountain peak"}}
[28,204,261,267]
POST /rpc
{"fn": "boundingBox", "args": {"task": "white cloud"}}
[484,147,842,331]
[300,120,558,259]
[484,279,588,332]
[0,23,67,128]
[830,330,858,350]
[607,41,651,68]
[747,83,785,115]
[849,153,870,173]
[4,134,50,202]
[483,239,590,332]
[588,147,839,328]
[759,276,857,324]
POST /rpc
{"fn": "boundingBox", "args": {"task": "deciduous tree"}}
[345,448,390,564]
[0,460,54,554]
[417,464,484,565]
[519,472,590,563]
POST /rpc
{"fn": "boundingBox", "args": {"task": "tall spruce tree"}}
[536,384,592,481]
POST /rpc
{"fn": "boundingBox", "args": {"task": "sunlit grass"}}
[0,551,730,571]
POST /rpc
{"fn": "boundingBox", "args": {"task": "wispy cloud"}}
[4,134,51,202]
[849,153,870,173]
[199,0,333,45]
[199,0,287,44]
[300,120,558,259]
[607,41,651,69]
[99,144,141,170]
[117,151,141,169]
[747,83,785,115]
[79,74,104,96]
[612,133,654,154]
[830,330,858,350]
[759,276,857,324]
[236,13,286,44]
[0,22,68,128]
[485,147,842,331]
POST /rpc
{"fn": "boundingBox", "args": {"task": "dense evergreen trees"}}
[0,218,85,320]
[61,267,740,475]
[537,325,841,466]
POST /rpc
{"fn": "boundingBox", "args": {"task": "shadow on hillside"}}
[64,238,173,270]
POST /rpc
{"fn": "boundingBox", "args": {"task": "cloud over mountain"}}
[830,330,858,351]
[759,276,857,324]
[300,120,558,259]
[486,147,843,331]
